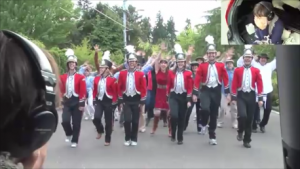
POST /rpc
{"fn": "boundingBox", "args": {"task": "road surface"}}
[44,111,283,168]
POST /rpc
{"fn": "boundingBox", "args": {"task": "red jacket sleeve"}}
[79,75,86,107]
[231,69,238,101]
[112,78,118,105]
[193,64,202,96]
[118,72,123,101]
[221,63,230,94]
[93,78,97,101]
[140,73,147,104]
[186,71,193,102]
[256,69,264,101]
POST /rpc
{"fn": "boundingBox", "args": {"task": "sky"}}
[73,0,221,32]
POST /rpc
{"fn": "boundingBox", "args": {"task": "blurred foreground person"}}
[59,49,86,148]
[0,30,59,169]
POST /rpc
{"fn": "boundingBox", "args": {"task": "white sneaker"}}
[139,127,146,133]
[84,117,89,120]
[217,122,223,128]
[209,139,217,145]
[232,123,238,129]
[124,141,131,146]
[71,143,77,148]
[131,141,138,146]
[199,126,207,135]
[65,136,72,142]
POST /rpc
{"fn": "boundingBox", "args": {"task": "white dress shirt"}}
[242,67,252,92]
[66,74,76,98]
[125,71,137,97]
[206,63,219,88]
[173,71,186,94]
[97,77,107,100]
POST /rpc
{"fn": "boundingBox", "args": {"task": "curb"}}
[272,110,279,115]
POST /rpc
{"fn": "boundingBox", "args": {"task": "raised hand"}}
[186,45,194,56]
[94,44,100,51]
[160,42,167,51]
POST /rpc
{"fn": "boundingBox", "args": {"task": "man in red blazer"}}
[166,44,193,145]
[59,49,86,148]
[92,51,117,146]
[192,35,230,146]
[118,46,147,146]
[231,46,263,148]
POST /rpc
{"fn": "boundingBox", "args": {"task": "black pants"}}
[237,91,256,143]
[252,103,261,130]
[185,99,201,131]
[169,92,187,141]
[199,86,222,139]
[61,97,83,143]
[260,92,273,127]
[93,99,113,143]
[123,95,141,142]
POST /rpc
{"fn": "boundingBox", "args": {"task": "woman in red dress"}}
[150,53,171,136]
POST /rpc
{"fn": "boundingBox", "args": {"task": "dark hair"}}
[260,53,268,57]
[253,2,273,17]
[0,32,43,140]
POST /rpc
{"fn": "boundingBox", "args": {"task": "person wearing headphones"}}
[253,1,284,44]
[0,30,59,169]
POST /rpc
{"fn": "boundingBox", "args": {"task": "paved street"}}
[44,111,283,168]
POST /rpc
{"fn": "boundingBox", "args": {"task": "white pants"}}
[218,94,237,125]
[84,90,95,118]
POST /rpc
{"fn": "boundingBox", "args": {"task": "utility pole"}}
[123,0,127,47]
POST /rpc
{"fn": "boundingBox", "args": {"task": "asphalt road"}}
[44,110,283,168]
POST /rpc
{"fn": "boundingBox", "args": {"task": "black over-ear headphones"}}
[2,30,58,158]
[259,1,275,21]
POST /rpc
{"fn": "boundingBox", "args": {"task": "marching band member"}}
[217,59,237,129]
[92,51,117,146]
[118,45,147,146]
[192,35,230,145]
[166,44,193,145]
[60,49,86,148]
[150,43,171,136]
[185,60,202,132]
[231,45,264,148]
[237,53,276,133]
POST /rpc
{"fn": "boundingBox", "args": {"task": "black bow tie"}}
[244,65,251,68]
[209,61,215,65]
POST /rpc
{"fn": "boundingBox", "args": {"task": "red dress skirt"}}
[154,70,169,111]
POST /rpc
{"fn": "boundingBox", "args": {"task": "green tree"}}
[152,11,168,44]
[0,0,80,47]
[166,17,177,48]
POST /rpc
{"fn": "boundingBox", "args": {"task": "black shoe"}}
[243,142,251,148]
[177,141,183,145]
[252,129,257,133]
[237,133,243,141]
[171,138,175,142]
[260,126,265,133]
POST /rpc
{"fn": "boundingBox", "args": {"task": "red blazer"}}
[231,66,263,101]
[118,69,147,103]
[93,76,118,105]
[166,69,193,101]
[193,62,229,95]
[60,73,86,106]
